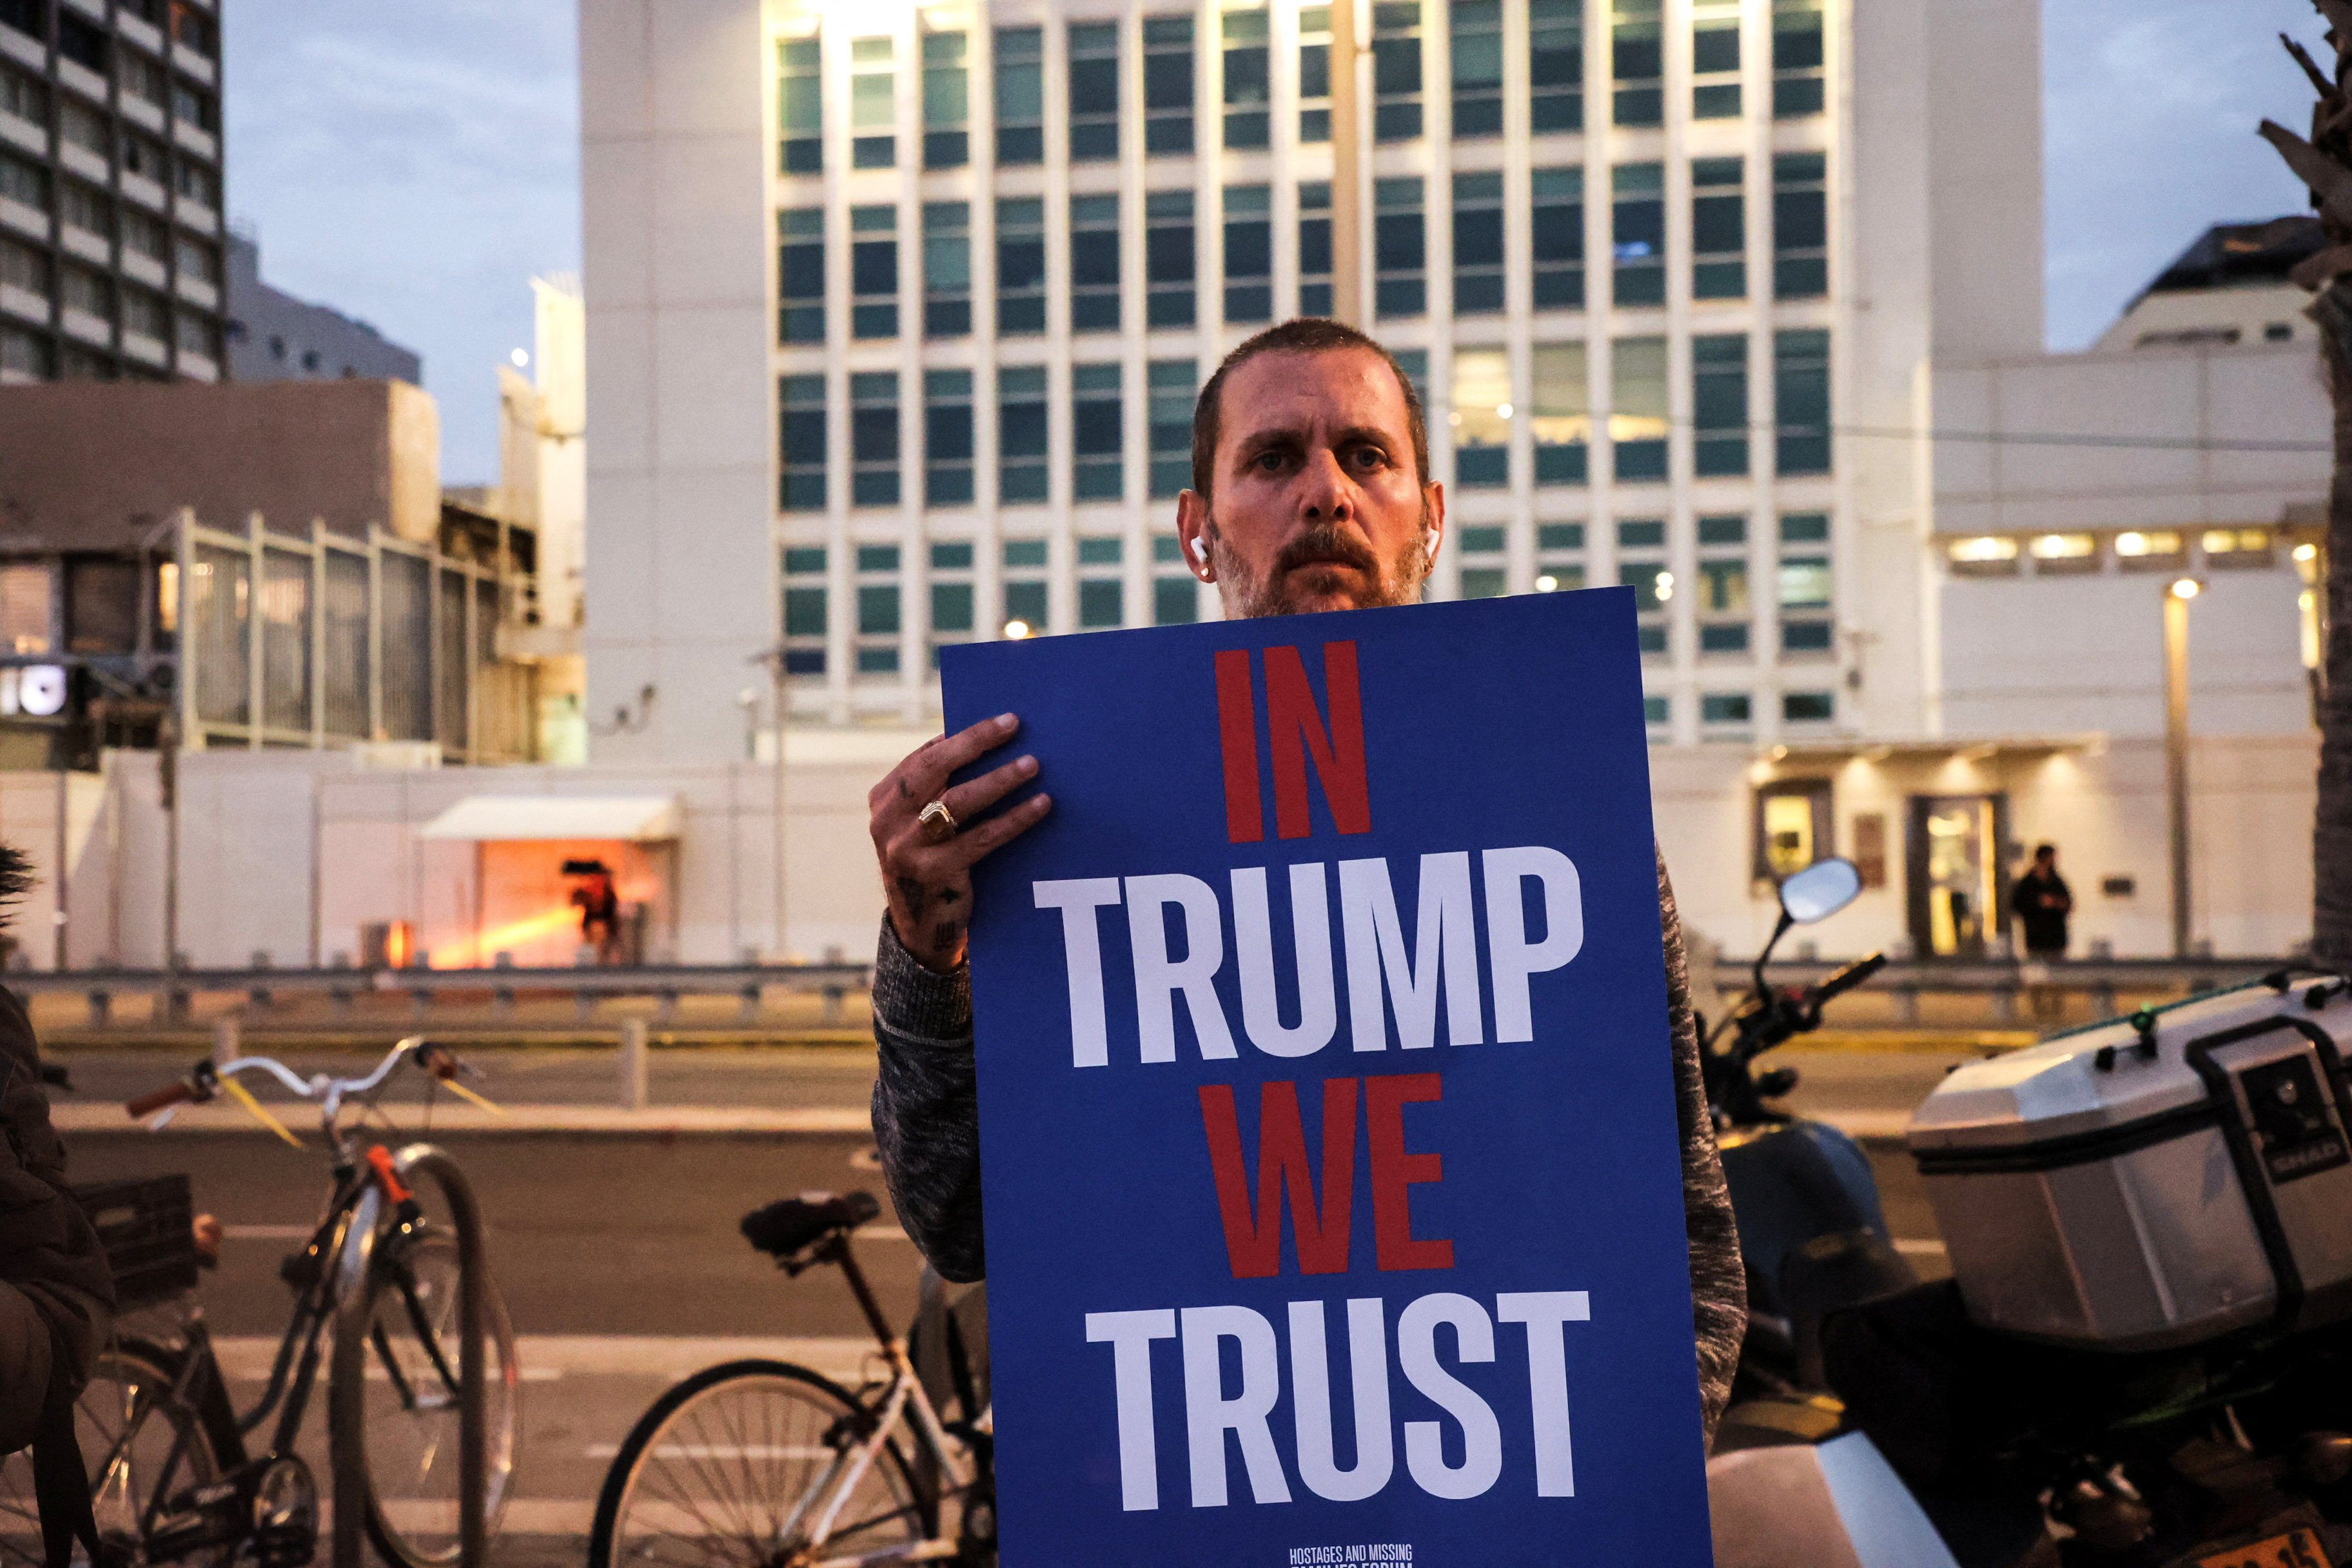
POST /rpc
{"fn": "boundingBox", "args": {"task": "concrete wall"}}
[0,378,444,550]
[580,0,776,767]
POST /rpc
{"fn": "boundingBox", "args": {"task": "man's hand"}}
[870,713,1052,974]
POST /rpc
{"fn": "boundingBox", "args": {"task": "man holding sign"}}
[867,320,1741,1560]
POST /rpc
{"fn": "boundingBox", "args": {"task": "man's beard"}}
[1204,511,1432,619]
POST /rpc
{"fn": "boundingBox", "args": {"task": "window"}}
[1779,511,1832,652]
[1452,349,1510,489]
[923,32,968,168]
[57,13,104,72]
[1225,184,1273,322]
[0,66,44,128]
[1154,536,1199,623]
[850,204,898,338]
[0,235,47,300]
[175,234,216,284]
[1457,525,1507,598]
[995,27,1045,164]
[1644,694,1669,728]
[778,39,822,175]
[1611,337,1668,483]
[1693,335,1749,476]
[1692,157,1745,299]
[856,544,901,674]
[997,198,1046,335]
[1070,194,1121,333]
[118,50,164,111]
[168,1,213,57]
[852,373,900,507]
[925,370,974,506]
[1702,692,1752,728]
[851,39,896,168]
[1079,536,1124,628]
[63,266,113,321]
[1692,0,1741,117]
[1453,172,1504,315]
[1943,534,2018,579]
[59,182,108,241]
[60,99,108,158]
[0,562,52,655]
[170,79,215,132]
[930,541,976,664]
[1618,518,1668,654]
[778,208,825,344]
[923,202,970,337]
[0,153,48,214]
[999,366,1049,503]
[1612,0,1661,126]
[1149,360,1196,498]
[1754,779,1830,877]
[781,545,828,677]
[1299,6,1332,142]
[1073,363,1123,502]
[1375,178,1425,317]
[1069,22,1121,162]
[1144,15,1193,155]
[2029,532,2099,574]
[1536,522,1586,591]
[1451,0,1502,137]
[1530,0,1584,132]
[1532,168,1585,310]
[1612,164,1665,308]
[779,375,827,511]
[1784,691,1833,723]
[1147,190,1196,328]
[173,157,217,209]
[2113,530,2186,570]
[1373,1,1423,142]
[1773,152,1827,299]
[1224,11,1270,148]
[1003,538,1049,633]
[1696,514,1748,654]
[1774,329,1830,475]
[120,208,164,262]
[1300,181,1334,315]
[1773,0,1825,119]
[2205,527,2275,567]
[1532,342,1590,485]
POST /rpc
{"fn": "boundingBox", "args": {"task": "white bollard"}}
[618,1018,649,1111]
[212,1014,240,1067]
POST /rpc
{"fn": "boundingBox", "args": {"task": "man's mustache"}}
[1271,526,1380,578]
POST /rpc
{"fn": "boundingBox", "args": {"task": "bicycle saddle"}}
[741,1190,881,1258]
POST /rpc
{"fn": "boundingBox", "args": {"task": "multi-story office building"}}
[583,0,2040,763]
[0,0,226,384]
[224,231,424,386]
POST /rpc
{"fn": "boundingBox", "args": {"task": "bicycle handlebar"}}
[123,1081,197,1119]
[125,1036,471,1129]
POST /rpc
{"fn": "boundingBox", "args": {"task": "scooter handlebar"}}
[1812,952,1888,1008]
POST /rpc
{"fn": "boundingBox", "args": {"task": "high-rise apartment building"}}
[0,0,226,385]
[582,0,2041,763]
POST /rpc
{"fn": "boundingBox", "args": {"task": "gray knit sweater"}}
[870,852,1748,1443]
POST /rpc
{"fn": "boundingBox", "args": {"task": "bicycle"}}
[0,1038,521,1568]
[588,1190,995,1568]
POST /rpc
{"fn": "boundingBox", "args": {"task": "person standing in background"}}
[2011,843,2074,1021]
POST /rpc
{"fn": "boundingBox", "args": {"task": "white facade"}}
[580,0,2046,758]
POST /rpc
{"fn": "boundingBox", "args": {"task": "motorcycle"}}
[1704,859,2352,1568]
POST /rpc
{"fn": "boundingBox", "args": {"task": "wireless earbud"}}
[1424,527,1441,562]
[1190,535,1210,565]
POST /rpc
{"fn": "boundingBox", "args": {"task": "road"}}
[55,1039,1961,1562]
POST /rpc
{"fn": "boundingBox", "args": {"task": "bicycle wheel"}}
[344,1224,520,1568]
[0,1339,227,1568]
[587,1360,932,1568]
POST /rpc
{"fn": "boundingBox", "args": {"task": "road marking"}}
[1893,1238,1948,1258]
[222,1224,315,1240]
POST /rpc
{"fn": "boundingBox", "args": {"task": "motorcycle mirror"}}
[1779,857,1863,925]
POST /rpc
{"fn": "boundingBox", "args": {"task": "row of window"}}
[778,154,1824,346]
[0,188,217,279]
[0,317,201,378]
[1650,689,1835,729]
[0,235,215,348]
[0,132,219,228]
[776,329,1827,514]
[0,0,219,63]
[776,0,1824,175]
[1945,527,2291,578]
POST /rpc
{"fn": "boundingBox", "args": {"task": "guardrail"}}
[7,960,876,1030]
[1704,955,2307,1024]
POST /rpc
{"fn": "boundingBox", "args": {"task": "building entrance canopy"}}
[418,795,681,843]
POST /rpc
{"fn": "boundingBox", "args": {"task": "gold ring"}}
[917,799,959,843]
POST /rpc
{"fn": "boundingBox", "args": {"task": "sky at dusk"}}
[224,0,2320,485]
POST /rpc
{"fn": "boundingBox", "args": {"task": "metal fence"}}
[181,517,533,761]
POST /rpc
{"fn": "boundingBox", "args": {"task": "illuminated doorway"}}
[1905,794,2009,959]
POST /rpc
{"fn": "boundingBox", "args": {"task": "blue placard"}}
[939,588,1709,1567]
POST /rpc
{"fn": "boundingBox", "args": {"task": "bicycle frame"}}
[778,1237,981,1566]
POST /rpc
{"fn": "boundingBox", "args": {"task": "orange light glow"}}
[428,877,660,968]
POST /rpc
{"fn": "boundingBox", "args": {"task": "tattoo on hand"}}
[937,888,961,905]
[895,876,926,912]
[898,778,911,800]
[930,921,964,952]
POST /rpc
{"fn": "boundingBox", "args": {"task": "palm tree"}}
[2262,1,2352,962]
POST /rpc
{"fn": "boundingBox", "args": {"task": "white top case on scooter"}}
[1907,978,2352,1351]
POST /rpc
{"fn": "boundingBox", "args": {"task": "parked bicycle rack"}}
[329,1144,490,1568]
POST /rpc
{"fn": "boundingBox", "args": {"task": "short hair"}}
[2034,843,2057,860]
[1190,318,1429,502]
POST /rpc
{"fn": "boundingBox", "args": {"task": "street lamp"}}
[2164,578,2202,957]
